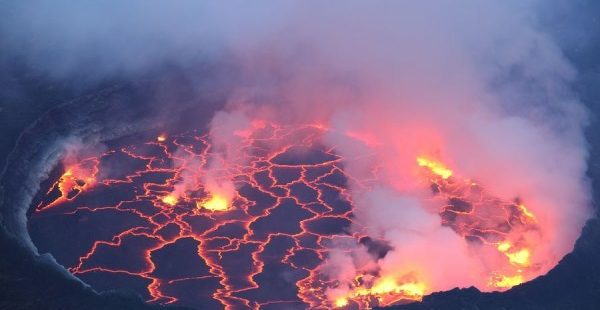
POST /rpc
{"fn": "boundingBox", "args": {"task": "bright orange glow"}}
[497,241,512,252]
[413,155,539,293]
[496,242,531,267]
[334,297,348,308]
[198,195,229,211]
[162,195,178,206]
[157,134,167,142]
[338,277,427,307]
[416,156,453,179]
[496,241,512,252]
[518,203,537,223]
[396,282,427,298]
[506,249,531,267]
[490,274,523,288]
[37,159,99,211]
[370,278,403,295]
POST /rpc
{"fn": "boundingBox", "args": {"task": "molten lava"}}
[161,195,178,206]
[354,278,427,306]
[335,297,349,308]
[36,158,99,211]
[416,156,453,179]
[30,123,547,310]
[322,271,429,308]
[415,156,539,291]
[198,195,230,211]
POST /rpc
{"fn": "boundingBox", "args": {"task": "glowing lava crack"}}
[29,123,541,309]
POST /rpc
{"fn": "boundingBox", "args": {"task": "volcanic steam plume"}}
[2,1,593,310]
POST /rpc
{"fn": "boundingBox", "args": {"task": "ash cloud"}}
[1,0,595,306]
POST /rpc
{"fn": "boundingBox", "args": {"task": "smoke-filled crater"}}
[0,2,594,310]
[24,109,575,310]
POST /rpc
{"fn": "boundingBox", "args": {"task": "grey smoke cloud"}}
[1,1,291,80]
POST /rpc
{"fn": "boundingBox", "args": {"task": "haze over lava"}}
[2,1,593,309]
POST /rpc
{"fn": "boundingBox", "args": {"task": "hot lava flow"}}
[29,123,543,309]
